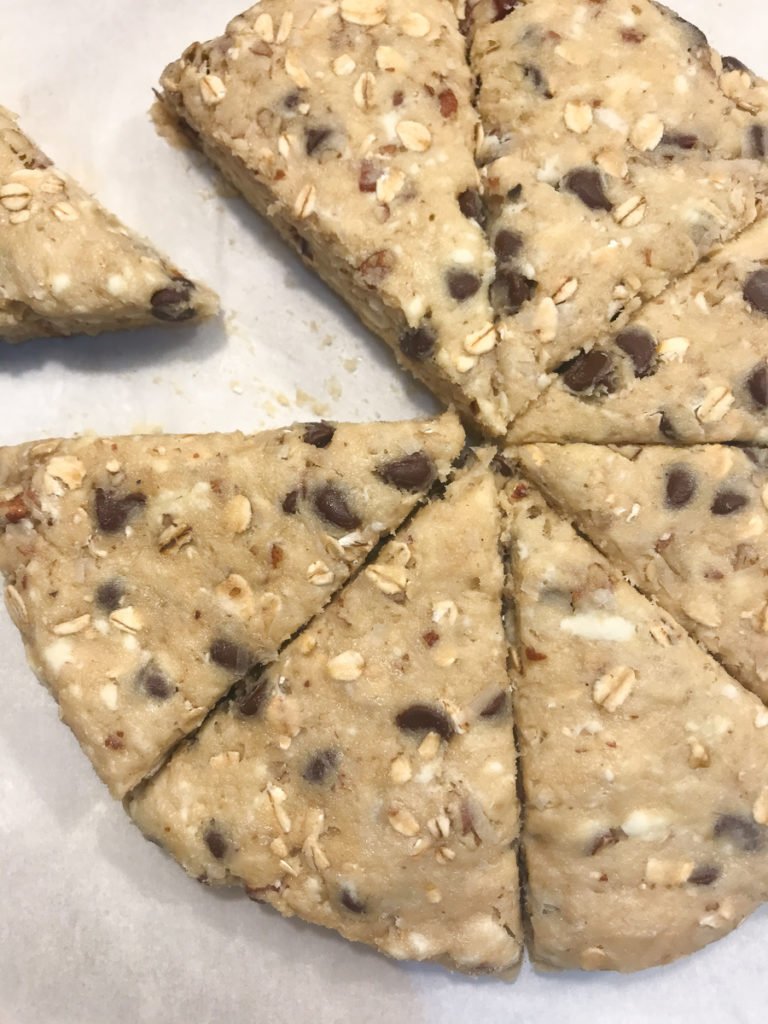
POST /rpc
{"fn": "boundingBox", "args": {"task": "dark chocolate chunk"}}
[458,188,485,225]
[490,268,536,315]
[722,55,750,73]
[494,228,524,261]
[665,466,697,508]
[302,748,340,784]
[282,489,299,515]
[95,579,124,612]
[210,639,254,674]
[303,422,335,448]
[479,691,508,717]
[150,277,196,322]
[711,490,748,516]
[668,9,708,50]
[138,663,174,701]
[283,91,302,111]
[340,887,366,914]
[395,704,455,740]
[314,485,361,530]
[561,351,616,395]
[744,269,768,314]
[588,827,626,856]
[660,131,699,150]
[236,673,270,717]
[305,127,332,156]
[400,323,436,362]
[94,488,146,533]
[492,0,520,21]
[615,326,657,378]
[447,270,482,301]
[203,825,229,861]
[507,184,523,203]
[747,363,768,409]
[562,167,613,212]
[688,865,721,886]
[659,412,679,440]
[522,64,552,98]
[377,451,434,492]
[714,813,766,852]
[747,125,768,158]
[490,453,515,478]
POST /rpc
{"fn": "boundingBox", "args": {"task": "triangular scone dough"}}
[0,105,218,343]
[129,460,522,975]
[0,412,463,797]
[510,217,768,444]
[516,443,768,703]
[471,0,768,419]
[158,0,507,434]
[503,478,768,973]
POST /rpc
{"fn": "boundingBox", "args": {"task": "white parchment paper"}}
[1,2,768,1021]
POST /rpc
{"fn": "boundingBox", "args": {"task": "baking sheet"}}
[1,1,768,1021]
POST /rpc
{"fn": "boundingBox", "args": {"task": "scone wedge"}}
[157,0,507,433]
[0,412,463,796]
[0,105,217,343]
[504,476,768,972]
[471,0,768,420]
[517,443,768,703]
[129,458,523,976]
[510,217,768,444]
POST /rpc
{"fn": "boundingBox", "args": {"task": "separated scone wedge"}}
[503,476,768,972]
[517,443,768,703]
[129,458,522,975]
[0,412,463,796]
[157,0,507,433]
[0,105,217,342]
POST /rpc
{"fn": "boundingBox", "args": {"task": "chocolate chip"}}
[314,485,361,530]
[492,0,520,21]
[669,10,708,50]
[714,813,766,852]
[562,167,613,212]
[95,580,124,612]
[711,490,748,516]
[339,887,366,914]
[494,228,524,262]
[688,865,720,886]
[561,351,616,395]
[722,55,750,73]
[507,184,523,203]
[282,489,299,515]
[377,451,434,492]
[236,672,270,717]
[399,323,436,361]
[305,127,332,156]
[458,188,485,225]
[138,663,174,701]
[665,466,697,508]
[303,422,335,448]
[659,412,679,440]
[395,704,455,740]
[490,268,536,315]
[744,269,768,315]
[447,270,482,302]
[302,749,340,784]
[660,131,698,150]
[588,827,626,856]
[747,125,768,158]
[203,825,230,860]
[615,326,657,378]
[150,277,196,322]
[210,639,254,674]
[490,453,515,478]
[94,488,146,533]
[747,363,768,409]
[283,91,302,111]
[358,159,381,192]
[479,691,508,717]
[522,64,552,98]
